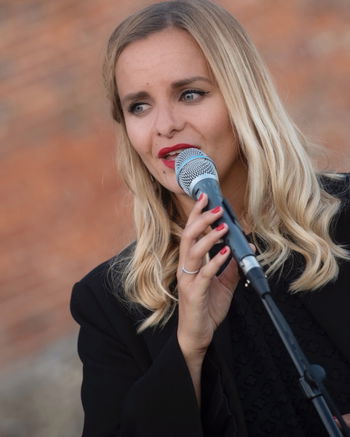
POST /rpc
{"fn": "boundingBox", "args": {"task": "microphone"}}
[175,148,270,296]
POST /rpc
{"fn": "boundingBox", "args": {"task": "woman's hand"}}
[176,193,241,360]
[342,414,350,427]
[334,413,350,430]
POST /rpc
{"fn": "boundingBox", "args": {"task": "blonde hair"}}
[104,0,349,331]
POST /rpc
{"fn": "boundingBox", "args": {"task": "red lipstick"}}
[158,144,199,169]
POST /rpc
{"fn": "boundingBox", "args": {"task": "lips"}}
[158,144,199,159]
[158,144,199,169]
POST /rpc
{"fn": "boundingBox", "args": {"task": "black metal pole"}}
[256,291,350,437]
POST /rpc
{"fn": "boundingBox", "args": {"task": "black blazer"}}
[71,175,350,437]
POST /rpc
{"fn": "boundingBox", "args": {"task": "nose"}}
[154,103,185,138]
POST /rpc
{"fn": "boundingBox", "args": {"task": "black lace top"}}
[230,278,350,436]
[227,175,350,436]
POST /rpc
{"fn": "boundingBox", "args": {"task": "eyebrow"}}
[120,76,212,107]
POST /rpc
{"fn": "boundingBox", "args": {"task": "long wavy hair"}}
[103,0,349,331]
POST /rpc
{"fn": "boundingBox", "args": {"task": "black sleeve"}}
[70,279,204,437]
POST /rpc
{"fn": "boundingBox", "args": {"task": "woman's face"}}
[116,27,243,207]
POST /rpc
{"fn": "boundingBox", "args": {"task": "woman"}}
[70,1,350,436]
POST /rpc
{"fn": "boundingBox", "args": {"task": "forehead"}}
[115,28,212,91]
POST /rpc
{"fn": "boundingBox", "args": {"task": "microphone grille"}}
[175,148,218,195]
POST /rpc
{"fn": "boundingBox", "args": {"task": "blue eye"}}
[181,89,207,102]
[129,103,149,115]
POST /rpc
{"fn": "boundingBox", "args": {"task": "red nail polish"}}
[220,246,228,255]
[198,193,204,201]
[216,223,225,231]
[211,206,221,214]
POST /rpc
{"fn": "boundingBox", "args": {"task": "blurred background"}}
[0,0,349,435]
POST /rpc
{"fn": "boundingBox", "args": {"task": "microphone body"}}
[176,148,270,296]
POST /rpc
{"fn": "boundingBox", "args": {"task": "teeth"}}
[163,151,181,159]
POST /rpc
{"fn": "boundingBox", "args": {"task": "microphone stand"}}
[256,292,349,437]
[223,200,350,437]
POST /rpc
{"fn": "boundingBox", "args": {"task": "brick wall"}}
[1,0,349,370]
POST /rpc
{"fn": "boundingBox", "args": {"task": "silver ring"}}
[181,266,200,275]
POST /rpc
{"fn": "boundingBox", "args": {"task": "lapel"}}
[140,308,178,359]
[139,304,248,436]
[206,314,249,437]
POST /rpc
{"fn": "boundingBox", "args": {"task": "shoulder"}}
[319,172,350,201]
[78,241,136,291]
[70,242,140,332]
[319,173,350,243]
[70,243,153,373]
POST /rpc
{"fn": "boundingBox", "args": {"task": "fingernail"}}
[216,223,225,231]
[220,246,228,255]
[211,206,221,214]
[198,193,204,201]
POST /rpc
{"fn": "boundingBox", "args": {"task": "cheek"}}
[216,108,233,136]
[124,121,147,156]
[203,99,233,140]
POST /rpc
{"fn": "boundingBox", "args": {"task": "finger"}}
[249,243,256,253]
[185,192,208,226]
[185,222,228,268]
[333,413,350,430]
[181,204,224,249]
[197,245,232,281]
[186,192,224,229]
[341,413,350,427]
[179,208,225,274]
